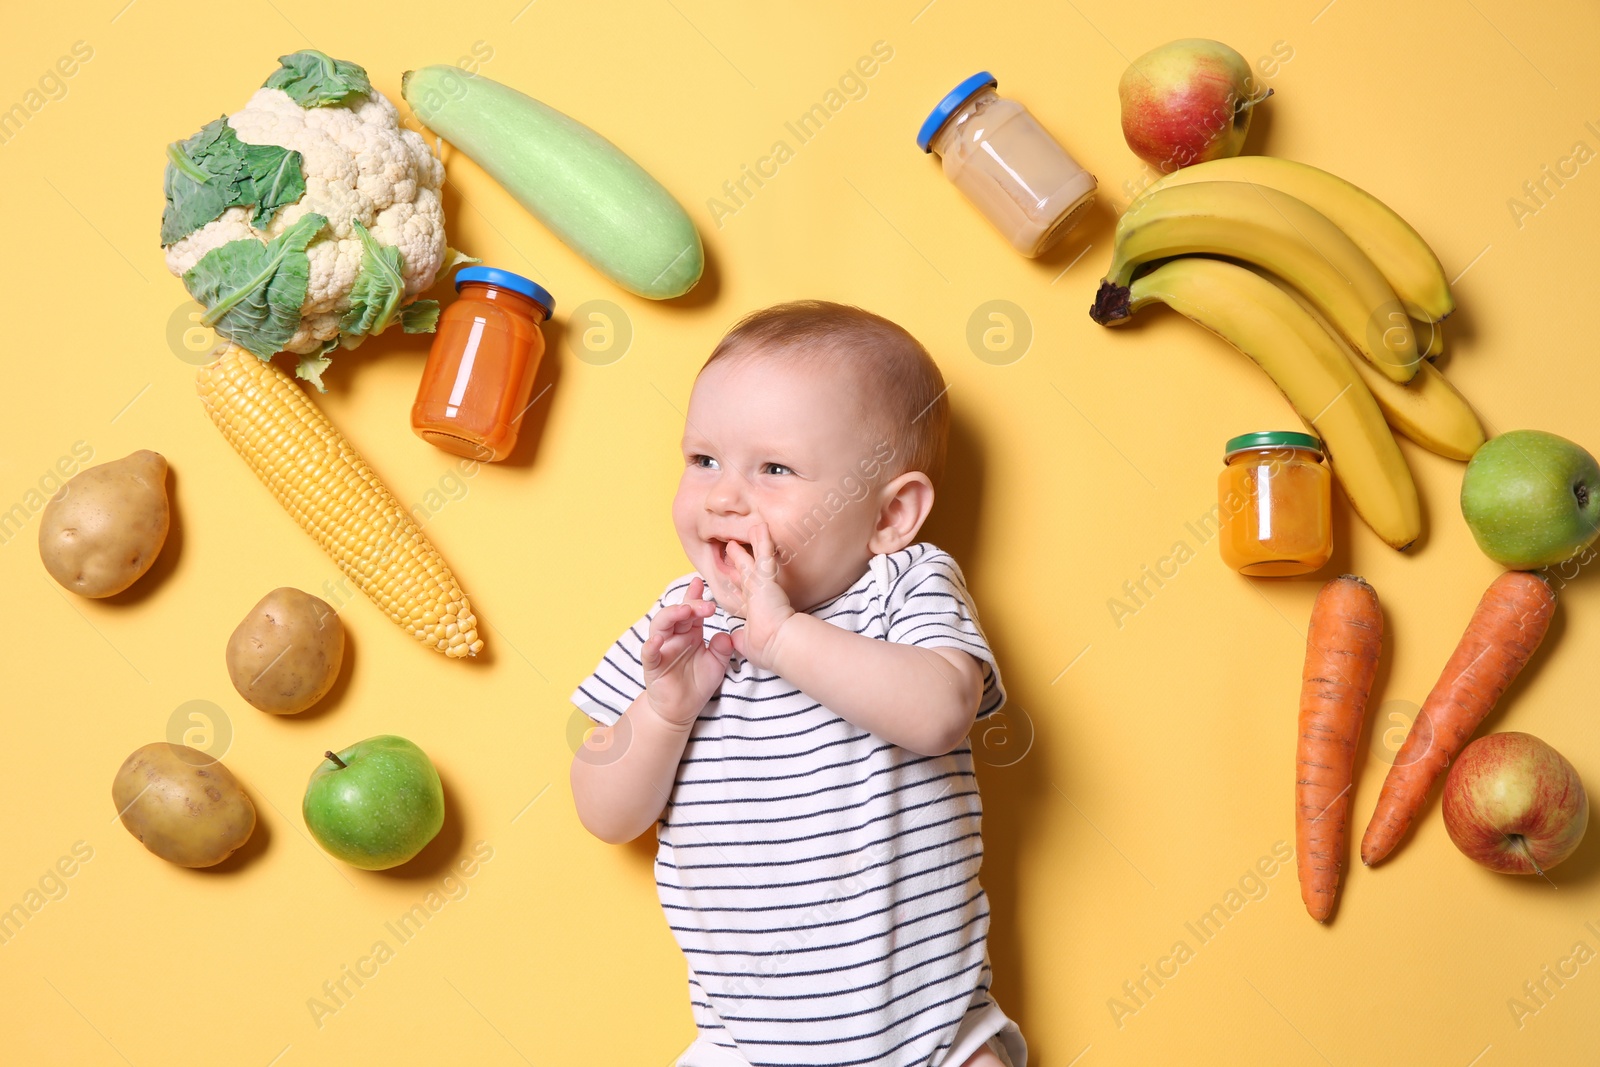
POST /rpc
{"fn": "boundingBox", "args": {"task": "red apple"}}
[1442,732,1588,875]
[1118,39,1272,173]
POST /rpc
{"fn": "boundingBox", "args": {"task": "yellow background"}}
[3,0,1599,1063]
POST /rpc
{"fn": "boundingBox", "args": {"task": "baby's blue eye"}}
[763,463,793,476]
[690,454,719,470]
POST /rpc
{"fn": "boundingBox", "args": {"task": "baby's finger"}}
[676,580,716,624]
[641,633,663,670]
[683,599,716,625]
[753,523,779,580]
[650,603,699,639]
[655,633,699,675]
[726,538,758,584]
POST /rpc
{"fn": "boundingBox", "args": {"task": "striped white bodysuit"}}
[572,543,1024,1067]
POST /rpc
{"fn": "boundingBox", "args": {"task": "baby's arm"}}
[770,615,983,756]
[570,692,696,844]
[570,578,733,844]
[725,526,984,757]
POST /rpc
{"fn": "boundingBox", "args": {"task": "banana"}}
[1127,257,1421,550]
[1137,157,1455,323]
[1092,181,1421,383]
[1351,343,1482,460]
[1416,318,1444,359]
[1264,275,1485,460]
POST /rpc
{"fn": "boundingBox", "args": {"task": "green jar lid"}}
[1224,430,1323,460]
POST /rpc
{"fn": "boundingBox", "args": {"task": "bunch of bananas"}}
[1089,157,1485,550]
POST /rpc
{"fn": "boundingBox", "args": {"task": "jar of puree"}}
[1218,431,1333,577]
[917,72,1098,257]
[412,267,554,462]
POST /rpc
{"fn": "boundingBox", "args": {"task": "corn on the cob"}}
[197,345,484,658]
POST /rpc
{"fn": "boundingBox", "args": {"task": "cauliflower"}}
[162,51,462,390]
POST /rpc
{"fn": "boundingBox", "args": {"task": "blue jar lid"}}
[916,71,998,153]
[456,266,554,319]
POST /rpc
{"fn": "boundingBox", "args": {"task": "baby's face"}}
[673,353,894,615]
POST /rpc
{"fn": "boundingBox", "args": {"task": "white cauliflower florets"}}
[164,86,446,355]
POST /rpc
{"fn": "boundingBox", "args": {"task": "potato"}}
[112,743,255,868]
[227,587,344,714]
[38,450,170,598]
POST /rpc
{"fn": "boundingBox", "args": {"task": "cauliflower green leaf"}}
[265,51,373,108]
[442,247,481,273]
[295,343,337,393]
[161,117,306,245]
[339,218,441,345]
[239,150,307,228]
[400,301,441,333]
[184,212,328,361]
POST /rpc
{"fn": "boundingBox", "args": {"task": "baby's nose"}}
[705,473,750,514]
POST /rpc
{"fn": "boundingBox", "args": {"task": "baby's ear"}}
[868,472,935,555]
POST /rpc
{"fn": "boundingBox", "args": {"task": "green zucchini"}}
[402,67,702,300]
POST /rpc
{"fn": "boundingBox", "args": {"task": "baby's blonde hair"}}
[701,301,950,486]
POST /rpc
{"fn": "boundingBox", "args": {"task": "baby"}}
[570,301,1026,1067]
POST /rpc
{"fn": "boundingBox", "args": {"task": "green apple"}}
[303,736,444,870]
[1461,429,1600,569]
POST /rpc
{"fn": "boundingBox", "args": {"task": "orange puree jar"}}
[1218,431,1332,577]
[412,267,554,462]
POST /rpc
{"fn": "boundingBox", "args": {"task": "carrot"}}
[1360,570,1555,866]
[1297,574,1383,922]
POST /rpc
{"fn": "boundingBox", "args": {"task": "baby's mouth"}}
[709,538,753,572]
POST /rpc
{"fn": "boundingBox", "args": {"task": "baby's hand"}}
[641,577,735,729]
[724,523,796,671]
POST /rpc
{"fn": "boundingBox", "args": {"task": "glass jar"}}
[412,267,554,462]
[917,72,1098,257]
[1218,431,1333,577]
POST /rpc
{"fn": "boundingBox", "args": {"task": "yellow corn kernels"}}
[197,346,484,658]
